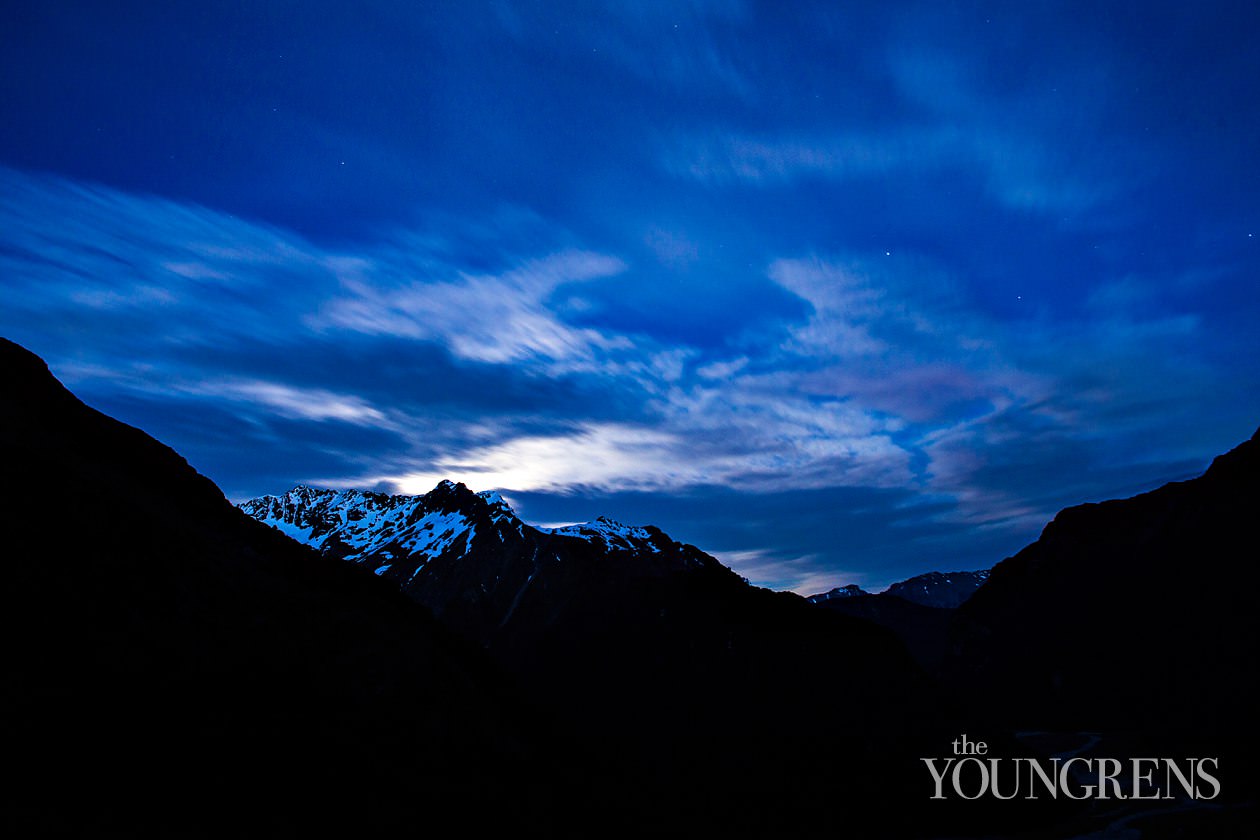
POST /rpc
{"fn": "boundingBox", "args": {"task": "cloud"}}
[884,46,1130,214]
[675,130,942,184]
[379,423,680,495]
[711,548,868,596]
[766,254,1003,372]
[756,251,1243,536]
[496,0,756,100]
[668,44,1132,216]
[767,257,891,357]
[696,356,747,380]
[369,396,910,497]
[0,165,640,375]
[189,380,391,426]
[673,126,1114,215]
[0,167,339,354]
[313,250,630,364]
[53,362,396,430]
[648,374,912,489]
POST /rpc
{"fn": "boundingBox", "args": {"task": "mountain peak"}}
[475,489,517,520]
[884,569,990,608]
[808,583,869,603]
[240,478,734,639]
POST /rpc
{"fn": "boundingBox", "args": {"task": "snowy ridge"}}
[240,480,680,572]
[539,516,664,553]
[476,490,514,521]
[240,479,735,640]
[240,481,480,567]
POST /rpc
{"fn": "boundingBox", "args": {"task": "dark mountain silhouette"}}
[948,428,1259,733]
[805,571,989,670]
[943,428,1260,834]
[813,593,955,670]
[808,582,871,601]
[0,338,551,832]
[885,569,990,609]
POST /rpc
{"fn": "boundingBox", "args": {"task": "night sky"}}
[3,1,1258,593]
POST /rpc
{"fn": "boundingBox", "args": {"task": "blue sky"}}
[3,1,1258,593]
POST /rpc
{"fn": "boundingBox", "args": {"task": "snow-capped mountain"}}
[240,481,695,569]
[241,482,512,574]
[240,480,727,645]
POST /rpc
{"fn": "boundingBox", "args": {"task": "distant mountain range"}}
[808,569,991,609]
[6,334,1256,837]
[805,571,992,670]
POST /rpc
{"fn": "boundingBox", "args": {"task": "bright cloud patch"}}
[315,250,631,364]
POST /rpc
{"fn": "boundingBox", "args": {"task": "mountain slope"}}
[805,571,989,670]
[0,338,546,832]
[949,428,1260,732]
[885,569,989,608]
[808,583,870,602]
[812,592,955,670]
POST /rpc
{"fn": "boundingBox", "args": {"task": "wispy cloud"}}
[709,548,864,597]
[674,130,945,184]
[53,362,396,430]
[0,165,633,370]
[669,44,1132,216]
[754,251,1239,534]
[313,250,630,364]
[497,0,756,100]
[190,380,391,426]
[672,125,1114,215]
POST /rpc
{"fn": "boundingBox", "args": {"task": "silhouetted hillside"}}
[1,338,546,832]
[948,428,1259,733]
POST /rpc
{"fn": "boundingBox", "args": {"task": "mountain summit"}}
[241,481,728,646]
